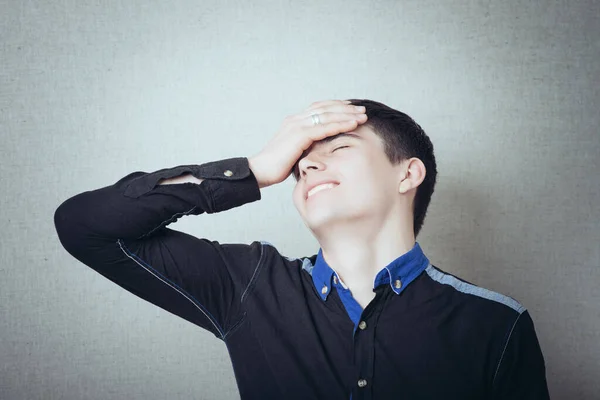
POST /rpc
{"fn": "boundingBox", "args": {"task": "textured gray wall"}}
[1,1,599,399]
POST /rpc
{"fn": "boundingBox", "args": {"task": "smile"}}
[307,183,339,198]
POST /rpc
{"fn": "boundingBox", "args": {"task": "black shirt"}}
[54,156,550,399]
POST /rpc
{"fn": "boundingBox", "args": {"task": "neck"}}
[315,211,415,307]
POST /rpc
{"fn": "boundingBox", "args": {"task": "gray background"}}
[1,0,599,399]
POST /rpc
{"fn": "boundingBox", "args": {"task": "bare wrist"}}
[248,157,267,189]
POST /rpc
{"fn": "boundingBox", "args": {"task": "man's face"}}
[292,124,405,234]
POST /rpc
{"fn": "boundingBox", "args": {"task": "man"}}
[54,99,550,399]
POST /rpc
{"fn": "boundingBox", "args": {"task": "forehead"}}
[303,124,373,154]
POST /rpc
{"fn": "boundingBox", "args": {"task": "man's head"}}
[291,99,437,239]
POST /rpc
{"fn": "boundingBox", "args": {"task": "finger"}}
[299,112,367,128]
[308,119,360,142]
[296,104,365,120]
[305,99,351,112]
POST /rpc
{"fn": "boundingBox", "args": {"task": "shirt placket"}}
[350,286,388,400]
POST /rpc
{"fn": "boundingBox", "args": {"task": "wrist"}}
[248,157,268,189]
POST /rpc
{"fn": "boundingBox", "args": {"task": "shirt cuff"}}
[123,157,261,212]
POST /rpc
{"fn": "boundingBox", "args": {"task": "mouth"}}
[306,183,339,200]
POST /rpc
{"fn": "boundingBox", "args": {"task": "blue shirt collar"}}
[311,241,430,301]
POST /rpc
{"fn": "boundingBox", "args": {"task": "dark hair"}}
[292,99,437,237]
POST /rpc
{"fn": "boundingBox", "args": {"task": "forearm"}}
[54,157,261,261]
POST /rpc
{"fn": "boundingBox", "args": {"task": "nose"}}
[297,155,326,178]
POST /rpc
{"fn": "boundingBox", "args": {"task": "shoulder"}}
[256,240,318,276]
[424,264,526,315]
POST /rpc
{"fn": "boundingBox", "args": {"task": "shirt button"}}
[333,276,338,284]
[394,279,402,289]
[358,321,367,330]
[357,379,367,388]
[223,170,233,177]
[321,285,328,294]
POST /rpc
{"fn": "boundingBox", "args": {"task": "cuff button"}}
[224,170,233,177]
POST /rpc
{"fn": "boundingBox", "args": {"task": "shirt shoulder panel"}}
[259,240,316,270]
[425,264,526,314]
[258,241,321,292]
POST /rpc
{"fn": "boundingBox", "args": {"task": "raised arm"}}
[54,157,263,339]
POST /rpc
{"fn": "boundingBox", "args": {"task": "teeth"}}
[308,183,337,198]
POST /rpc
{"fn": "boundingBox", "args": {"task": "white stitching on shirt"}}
[221,242,266,339]
[492,312,522,386]
[240,242,266,303]
[117,238,225,339]
[136,206,198,240]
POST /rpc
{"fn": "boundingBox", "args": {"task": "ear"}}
[399,158,426,194]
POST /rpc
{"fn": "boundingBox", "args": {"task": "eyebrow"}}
[305,132,363,153]
[319,132,363,144]
[292,132,363,179]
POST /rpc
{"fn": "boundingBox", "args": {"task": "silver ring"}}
[311,113,321,126]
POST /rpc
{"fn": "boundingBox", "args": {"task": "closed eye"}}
[333,146,349,152]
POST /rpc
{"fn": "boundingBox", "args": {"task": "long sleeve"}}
[491,310,551,399]
[54,157,263,340]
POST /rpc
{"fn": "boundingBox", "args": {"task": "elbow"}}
[54,200,74,250]
[54,197,87,257]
